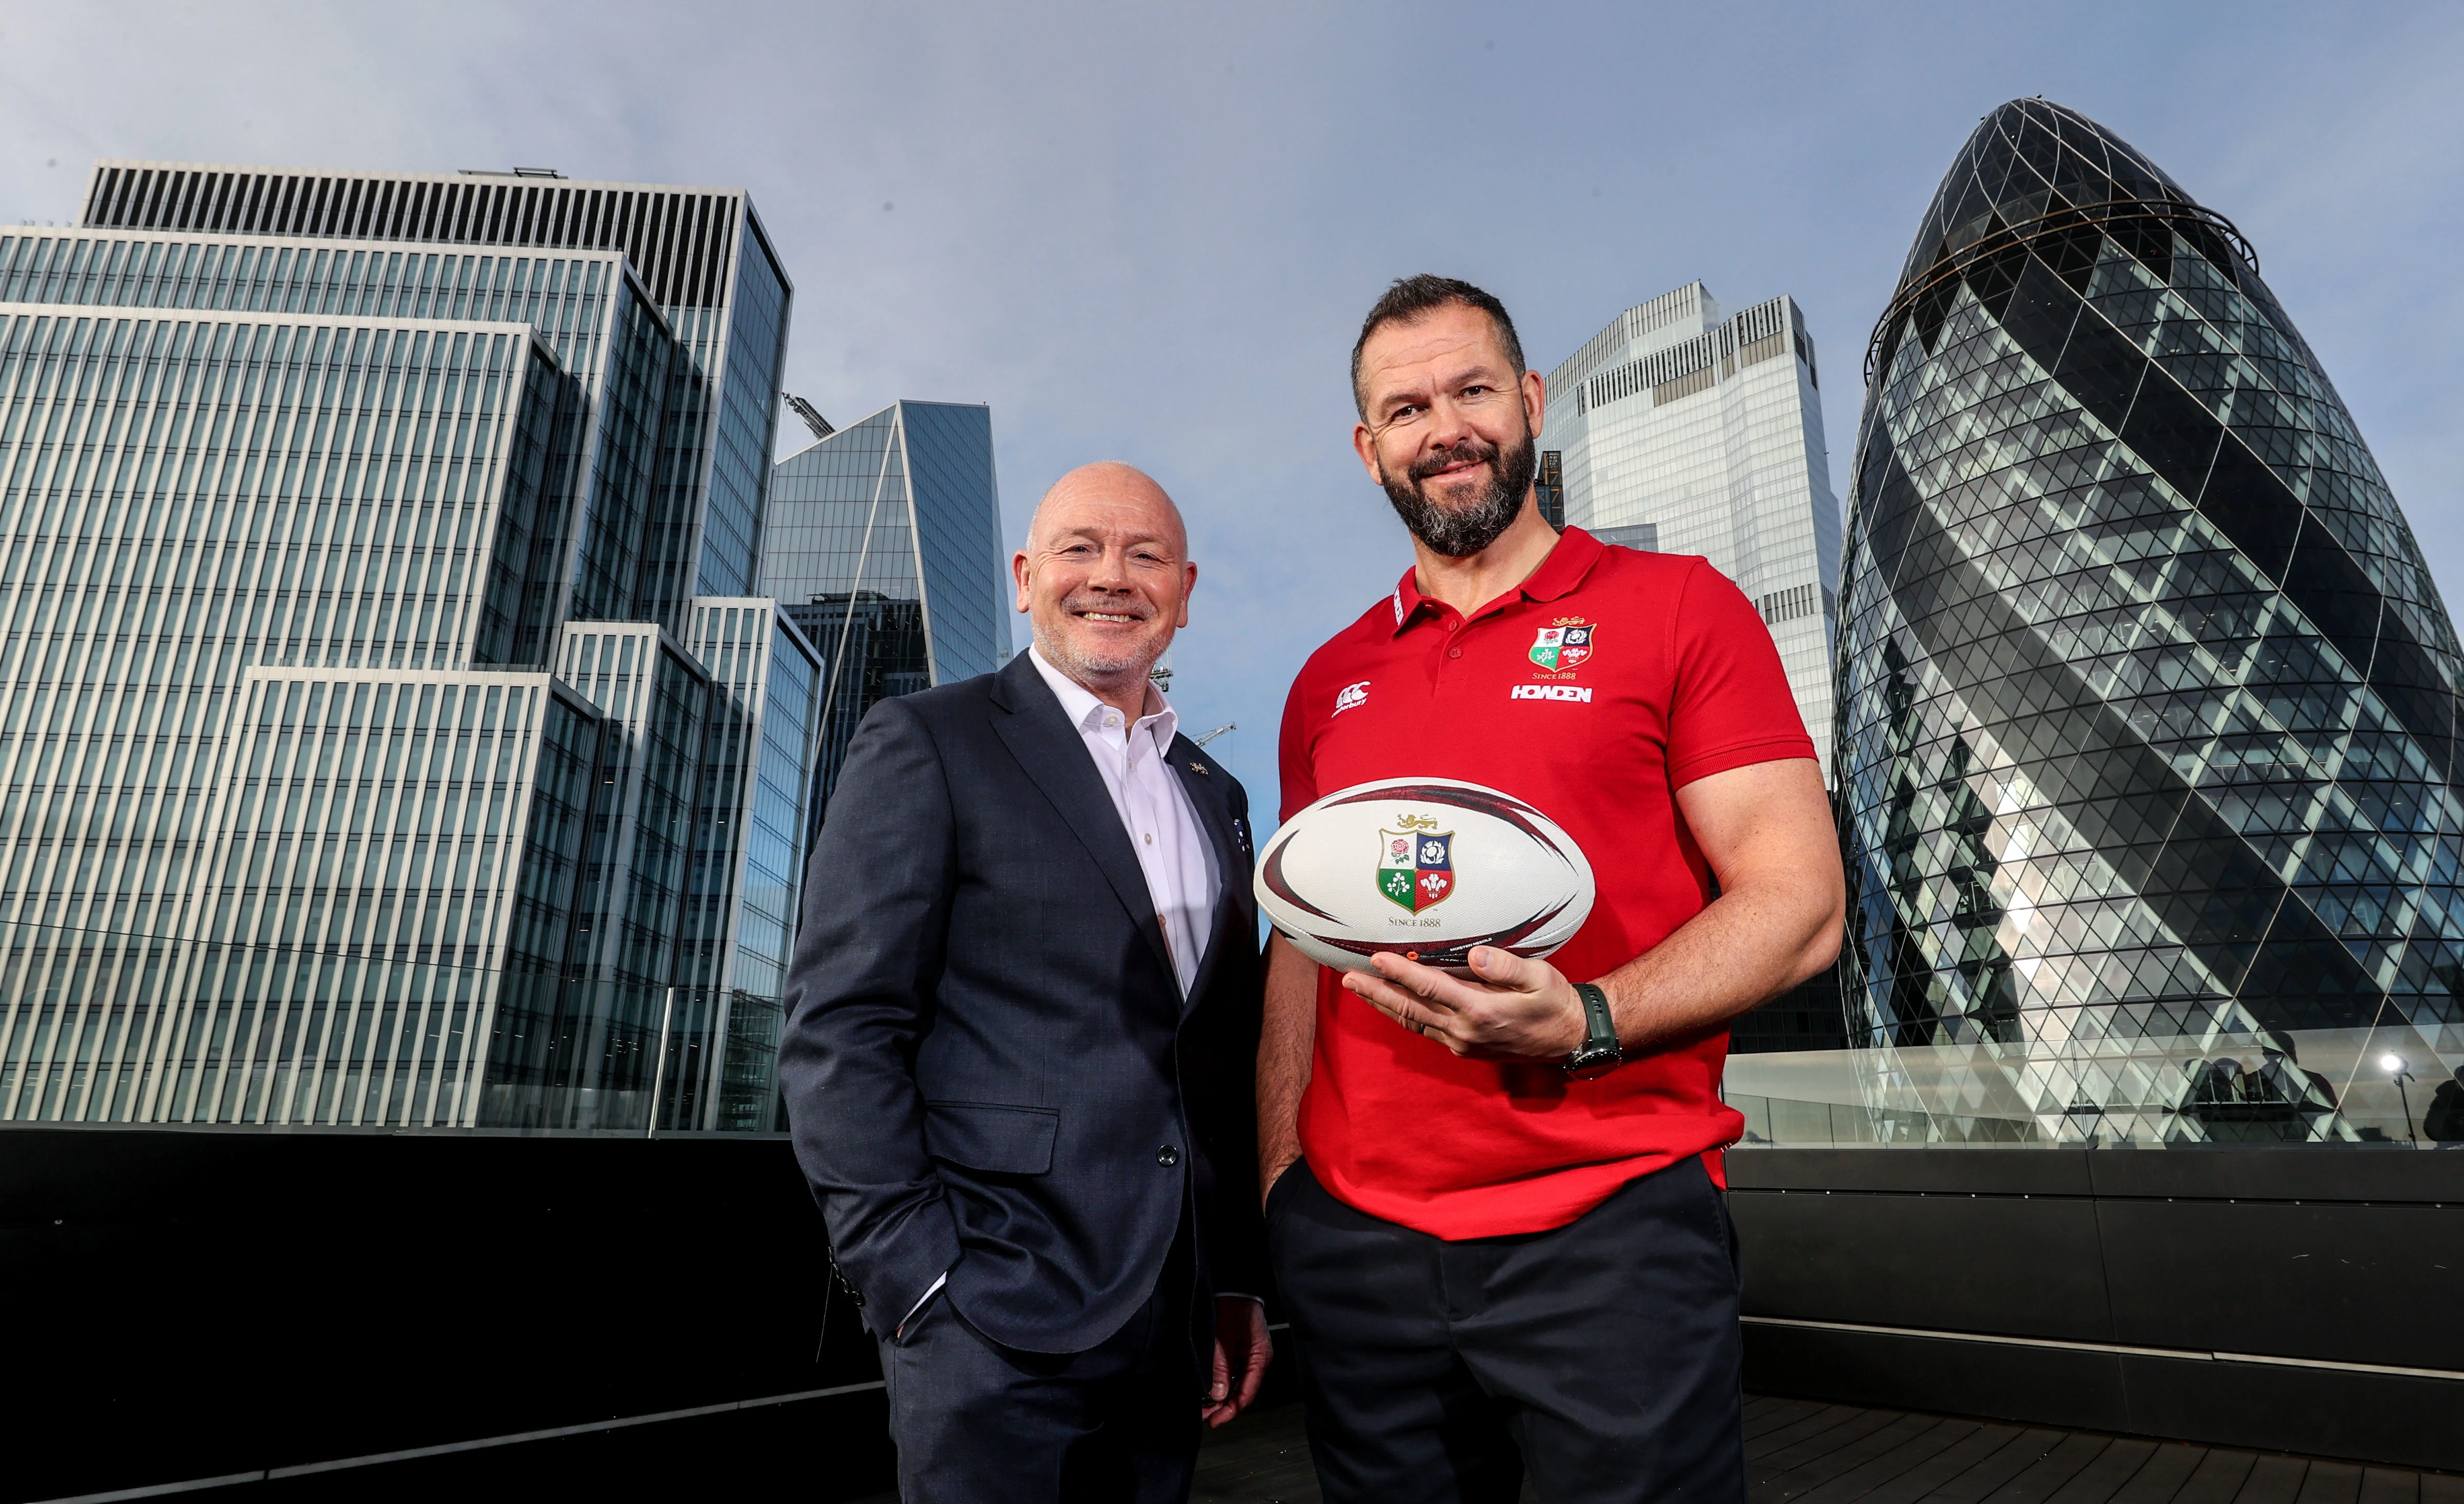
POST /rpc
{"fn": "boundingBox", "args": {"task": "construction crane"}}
[784,393,835,443]
[1194,724,1234,748]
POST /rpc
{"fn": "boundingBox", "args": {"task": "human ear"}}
[1352,422,1385,483]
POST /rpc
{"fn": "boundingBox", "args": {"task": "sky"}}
[4,1,2460,818]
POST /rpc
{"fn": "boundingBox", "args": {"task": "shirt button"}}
[1143,832,1153,844]
[1157,1145,1180,1167]
[1448,646,1463,659]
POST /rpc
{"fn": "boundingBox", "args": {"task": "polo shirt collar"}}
[1387,525,1608,636]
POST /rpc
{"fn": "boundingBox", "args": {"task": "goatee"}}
[1381,428,1538,558]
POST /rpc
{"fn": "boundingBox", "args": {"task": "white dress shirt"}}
[900,649,1243,1336]
[1027,647,1220,991]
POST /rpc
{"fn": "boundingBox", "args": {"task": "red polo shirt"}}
[1277,527,1816,1238]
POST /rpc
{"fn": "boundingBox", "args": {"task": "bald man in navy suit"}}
[779,463,1271,1503]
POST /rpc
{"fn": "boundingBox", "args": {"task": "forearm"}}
[1334,760,1842,1064]
[1593,873,1840,1051]
[1255,933,1318,1202]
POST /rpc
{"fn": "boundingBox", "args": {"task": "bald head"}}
[1028,461,1188,555]
[1013,461,1197,714]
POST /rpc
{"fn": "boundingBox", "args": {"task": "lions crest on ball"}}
[1377,818,1455,913]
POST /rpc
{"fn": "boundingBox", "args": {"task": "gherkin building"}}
[1834,99,2463,1143]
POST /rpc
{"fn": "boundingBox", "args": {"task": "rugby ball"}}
[1255,778,1595,974]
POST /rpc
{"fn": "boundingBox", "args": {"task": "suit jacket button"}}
[1157,1146,1180,1167]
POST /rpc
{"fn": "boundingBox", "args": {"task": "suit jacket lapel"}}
[990,654,1176,980]
[1171,738,1245,1015]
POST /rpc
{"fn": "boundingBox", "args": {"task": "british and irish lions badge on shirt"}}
[1528,621,1596,671]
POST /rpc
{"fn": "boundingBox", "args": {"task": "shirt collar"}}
[1028,645,1179,745]
[1388,525,1607,636]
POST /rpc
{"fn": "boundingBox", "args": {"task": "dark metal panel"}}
[2097,1199,2464,1370]
[1732,1190,2115,1341]
[1730,1147,2464,1206]
[2117,1354,2464,1473]
[1741,1322,2132,1433]
[2087,1147,2464,1206]
[1726,1147,2095,1197]
[0,1128,868,1504]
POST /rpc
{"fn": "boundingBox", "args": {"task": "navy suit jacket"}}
[778,650,1268,1354]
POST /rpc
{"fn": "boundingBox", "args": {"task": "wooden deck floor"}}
[1735,1397,2459,1504]
[1165,1394,2464,1504]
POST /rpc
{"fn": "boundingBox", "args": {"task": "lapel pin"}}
[1188,762,1209,774]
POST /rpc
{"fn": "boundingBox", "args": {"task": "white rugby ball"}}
[1255,778,1595,974]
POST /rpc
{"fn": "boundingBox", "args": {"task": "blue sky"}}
[5,2,2459,818]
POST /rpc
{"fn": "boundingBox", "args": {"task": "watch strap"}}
[1564,983,1622,1078]
[1573,983,1615,1050]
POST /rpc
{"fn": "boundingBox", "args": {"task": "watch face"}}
[1563,1045,1621,1080]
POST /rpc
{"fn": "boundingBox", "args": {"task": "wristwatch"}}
[1562,982,1623,1079]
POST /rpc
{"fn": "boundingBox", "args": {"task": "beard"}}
[1038,631,1158,680]
[1380,425,1538,558]
[1035,590,1164,681]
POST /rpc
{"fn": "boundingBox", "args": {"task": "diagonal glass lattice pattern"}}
[1835,100,2464,1143]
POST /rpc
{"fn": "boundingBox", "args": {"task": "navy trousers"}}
[878,1222,1202,1503]
[1267,1155,1747,1504]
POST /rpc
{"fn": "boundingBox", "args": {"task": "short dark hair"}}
[1349,275,1526,420]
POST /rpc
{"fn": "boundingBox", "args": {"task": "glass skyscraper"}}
[0,164,816,1130]
[762,400,1008,833]
[1539,282,1842,782]
[74,162,793,623]
[1832,100,2464,1141]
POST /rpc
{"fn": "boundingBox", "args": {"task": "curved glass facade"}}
[1835,100,2464,1141]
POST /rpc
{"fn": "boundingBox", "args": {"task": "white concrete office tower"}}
[1538,282,1844,780]
[0,167,815,1131]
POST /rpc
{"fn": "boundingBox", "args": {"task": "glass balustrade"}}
[1725,1026,2461,1147]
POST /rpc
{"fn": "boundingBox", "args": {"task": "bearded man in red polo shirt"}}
[1259,276,1845,1504]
